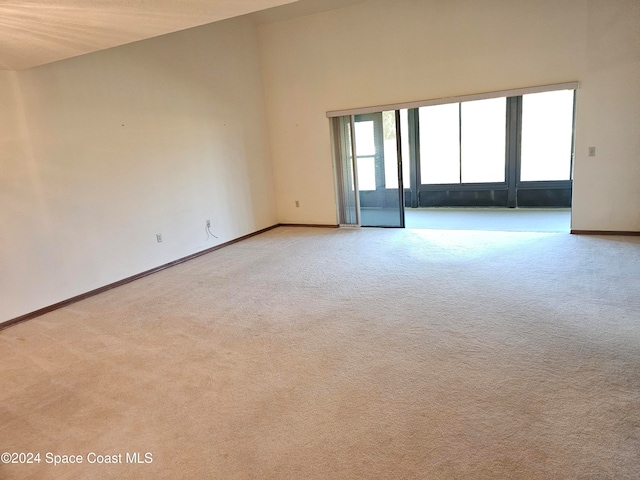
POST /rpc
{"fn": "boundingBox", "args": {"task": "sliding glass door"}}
[354,112,404,227]
[332,111,404,227]
[331,85,576,226]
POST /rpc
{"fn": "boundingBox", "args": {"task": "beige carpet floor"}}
[1,226,639,479]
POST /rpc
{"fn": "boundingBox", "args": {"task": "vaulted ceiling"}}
[0,0,307,70]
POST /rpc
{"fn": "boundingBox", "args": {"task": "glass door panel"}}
[383,111,399,188]
[354,112,403,227]
[385,110,410,190]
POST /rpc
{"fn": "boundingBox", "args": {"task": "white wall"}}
[258,0,640,230]
[572,0,640,231]
[0,17,277,322]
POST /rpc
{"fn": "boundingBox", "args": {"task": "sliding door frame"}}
[329,82,579,222]
[395,109,406,228]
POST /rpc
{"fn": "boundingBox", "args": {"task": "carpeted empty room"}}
[1,226,639,479]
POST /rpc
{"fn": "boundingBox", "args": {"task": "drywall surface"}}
[0,17,277,322]
[259,0,640,230]
[571,0,640,231]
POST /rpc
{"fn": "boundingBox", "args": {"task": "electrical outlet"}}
[295,200,300,208]
[588,147,596,157]
[206,219,211,228]
[156,234,162,243]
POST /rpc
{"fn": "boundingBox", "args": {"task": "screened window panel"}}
[354,120,376,191]
[520,90,574,181]
[419,103,460,184]
[354,120,376,156]
[460,98,506,183]
[356,157,376,191]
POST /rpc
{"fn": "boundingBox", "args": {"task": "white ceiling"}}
[0,0,302,71]
[0,0,367,71]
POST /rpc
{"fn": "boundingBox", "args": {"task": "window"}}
[419,103,460,184]
[460,98,506,183]
[520,90,574,181]
[354,120,376,190]
[419,98,506,185]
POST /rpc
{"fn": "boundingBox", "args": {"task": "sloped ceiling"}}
[0,0,298,70]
